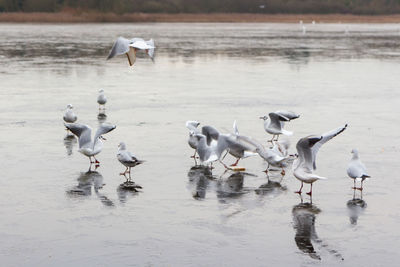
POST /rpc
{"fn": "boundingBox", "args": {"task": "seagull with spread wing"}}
[107,37,155,66]
[64,123,116,167]
[260,110,300,142]
[293,124,347,196]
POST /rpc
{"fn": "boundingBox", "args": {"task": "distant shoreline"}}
[2,12,400,23]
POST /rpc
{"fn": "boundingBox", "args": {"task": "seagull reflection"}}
[117,186,139,203]
[63,135,77,156]
[292,201,344,261]
[216,172,251,200]
[187,165,214,199]
[347,190,367,225]
[66,171,114,207]
[255,175,287,196]
[292,201,322,260]
[97,112,107,124]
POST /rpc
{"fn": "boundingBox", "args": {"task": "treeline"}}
[2,0,400,14]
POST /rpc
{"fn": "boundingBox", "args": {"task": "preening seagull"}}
[347,149,370,191]
[97,89,107,110]
[107,37,155,66]
[186,121,201,158]
[293,124,347,196]
[64,122,116,167]
[260,110,300,142]
[117,142,144,182]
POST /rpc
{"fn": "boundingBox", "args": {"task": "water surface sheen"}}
[0,23,399,266]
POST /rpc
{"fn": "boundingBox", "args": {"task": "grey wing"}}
[107,37,130,60]
[225,136,254,153]
[311,124,348,170]
[93,123,117,148]
[233,120,239,136]
[146,39,155,60]
[64,123,92,148]
[275,110,300,120]
[269,112,289,129]
[296,137,315,172]
[201,125,220,146]
[237,135,265,154]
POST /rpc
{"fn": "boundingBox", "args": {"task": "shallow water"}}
[0,23,399,266]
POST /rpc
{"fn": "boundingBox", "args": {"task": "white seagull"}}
[97,89,107,110]
[107,37,155,66]
[186,120,201,158]
[117,142,144,182]
[63,104,77,123]
[347,149,370,191]
[237,135,289,175]
[260,110,300,142]
[293,124,347,196]
[64,123,116,167]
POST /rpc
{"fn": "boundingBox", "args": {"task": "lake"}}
[0,23,399,266]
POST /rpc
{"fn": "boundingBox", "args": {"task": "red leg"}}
[306,183,313,196]
[190,150,197,158]
[230,158,240,167]
[295,182,303,194]
[93,156,100,164]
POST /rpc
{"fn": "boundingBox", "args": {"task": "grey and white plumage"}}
[107,36,155,66]
[97,89,107,107]
[260,110,299,141]
[293,124,347,195]
[117,142,144,181]
[347,149,370,190]
[205,123,256,166]
[64,122,116,166]
[237,135,289,169]
[186,120,201,151]
[63,104,77,123]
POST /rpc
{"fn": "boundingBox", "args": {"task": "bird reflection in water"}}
[255,174,287,196]
[216,171,246,200]
[187,165,214,199]
[347,189,367,225]
[63,135,77,156]
[97,111,107,124]
[66,170,114,207]
[292,201,321,260]
[117,186,139,204]
[292,200,343,261]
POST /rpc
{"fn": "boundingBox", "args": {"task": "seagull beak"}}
[259,116,264,120]
[100,136,107,141]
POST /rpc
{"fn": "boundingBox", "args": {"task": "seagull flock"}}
[63,35,370,197]
[187,112,370,197]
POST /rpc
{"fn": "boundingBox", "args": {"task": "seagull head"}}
[66,104,73,109]
[118,142,127,150]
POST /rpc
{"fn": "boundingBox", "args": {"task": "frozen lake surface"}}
[0,23,399,266]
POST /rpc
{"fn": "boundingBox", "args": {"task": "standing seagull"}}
[117,142,144,182]
[260,110,299,142]
[97,89,107,111]
[293,124,347,196]
[63,104,77,135]
[63,104,77,123]
[347,149,370,191]
[107,37,155,67]
[64,123,116,168]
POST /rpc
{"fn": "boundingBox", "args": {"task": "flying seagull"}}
[107,37,155,66]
